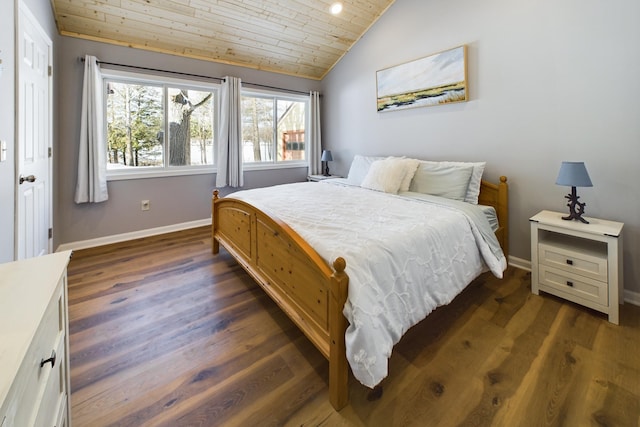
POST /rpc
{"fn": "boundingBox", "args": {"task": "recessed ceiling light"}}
[330,2,343,15]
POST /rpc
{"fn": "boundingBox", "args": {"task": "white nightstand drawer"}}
[539,265,608,306]
[538,238,607,282]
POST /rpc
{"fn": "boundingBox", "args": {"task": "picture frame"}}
[376,45,468,112]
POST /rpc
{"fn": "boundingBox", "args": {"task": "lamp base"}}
[562,186,589,224]
[323,163,330,177]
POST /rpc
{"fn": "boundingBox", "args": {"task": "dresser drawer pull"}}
[40,350,56,368]
[566,281,574,287]
[566,259,574,265]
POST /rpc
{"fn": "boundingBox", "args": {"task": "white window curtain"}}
[308,91,322,175]
[74,55,108,203]
[216,76,243,188]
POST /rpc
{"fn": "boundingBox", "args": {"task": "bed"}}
[211,156,508,410]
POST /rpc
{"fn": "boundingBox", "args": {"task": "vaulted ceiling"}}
[51,0,396,80]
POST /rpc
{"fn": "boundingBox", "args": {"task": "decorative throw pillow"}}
[361,158,409,194]
[398,158,421,192]
[346,155,387,186]
[409,161,474,201]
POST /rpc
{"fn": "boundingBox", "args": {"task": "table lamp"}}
[321,150,333,176]
[555,161,593,224]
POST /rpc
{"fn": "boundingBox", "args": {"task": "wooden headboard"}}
[478,176,509,259]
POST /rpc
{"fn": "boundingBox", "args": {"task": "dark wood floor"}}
[67,226,640,426]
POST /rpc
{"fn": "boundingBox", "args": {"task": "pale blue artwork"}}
[377,46,467,112]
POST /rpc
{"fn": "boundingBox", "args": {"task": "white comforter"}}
[229,181,506,388]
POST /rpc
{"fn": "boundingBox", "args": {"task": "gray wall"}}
[55,37,321,247]
[0,0,57,263]
[320,0,640,294]
[0,1,17,263]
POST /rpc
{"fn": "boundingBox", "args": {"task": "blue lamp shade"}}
[555,161,593,188]
[321,150,333,162]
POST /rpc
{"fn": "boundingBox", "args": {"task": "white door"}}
[16,3,52,259]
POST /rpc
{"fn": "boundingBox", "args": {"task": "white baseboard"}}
[624,290,640,306]
[56,218,211,252]
[508,255,531,272]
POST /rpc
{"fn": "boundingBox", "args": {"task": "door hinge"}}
[48,147,52,158]
[48,228,52,239]
[48,65,52,76]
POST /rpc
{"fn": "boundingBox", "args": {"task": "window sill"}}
[106,162,308,181]
[107,167,215,181]
[243,161,308,171]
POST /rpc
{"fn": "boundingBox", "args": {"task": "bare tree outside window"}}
[242,93,306,163]
[168,88,214,166]
[106,82,163,167]
[277,99,306,161]
[106,79,216,171]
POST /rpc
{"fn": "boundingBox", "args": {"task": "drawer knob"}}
[566,259,574,265]
[566,281,574,287]
[40,350,56,368]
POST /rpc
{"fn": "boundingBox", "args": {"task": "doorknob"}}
[19,174,36,184]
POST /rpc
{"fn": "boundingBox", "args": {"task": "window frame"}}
[240,87,310,171]
[102,69,311,181]
[102,68,220,181]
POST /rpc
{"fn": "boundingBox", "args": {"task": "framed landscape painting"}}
[376,45,467,112]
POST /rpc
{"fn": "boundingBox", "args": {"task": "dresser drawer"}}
[538,240,607,282]
[538,265,608,306]
[11,283,65,427]
[33,334,67,427]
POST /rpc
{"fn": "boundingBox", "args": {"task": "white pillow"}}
[409,161,474,201]
[399,158,420,192]
[346,155,387,186]
[361,158,409,194]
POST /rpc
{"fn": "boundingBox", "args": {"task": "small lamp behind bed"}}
[321,150,333,176]
[556,161,593,224]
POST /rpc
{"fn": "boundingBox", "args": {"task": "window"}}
[241,91,308,167]
[103,69,309,179]
[104,70,217,179]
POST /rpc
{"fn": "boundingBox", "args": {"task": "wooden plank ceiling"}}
[51,0,396,80]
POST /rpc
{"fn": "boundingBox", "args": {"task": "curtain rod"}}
[79,57,313,96]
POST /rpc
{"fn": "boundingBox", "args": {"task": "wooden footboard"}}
[211,191,350,409]
[212,176,508,411]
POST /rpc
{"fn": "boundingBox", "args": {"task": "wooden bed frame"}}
[211,176,508,410]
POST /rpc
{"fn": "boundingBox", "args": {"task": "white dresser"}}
[0,251,72,427]
[530,210,624,324]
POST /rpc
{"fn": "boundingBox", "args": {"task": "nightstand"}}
[530,210,624,324]
[308,174,341,182]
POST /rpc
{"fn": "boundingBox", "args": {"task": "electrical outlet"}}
[141,200,150,211]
